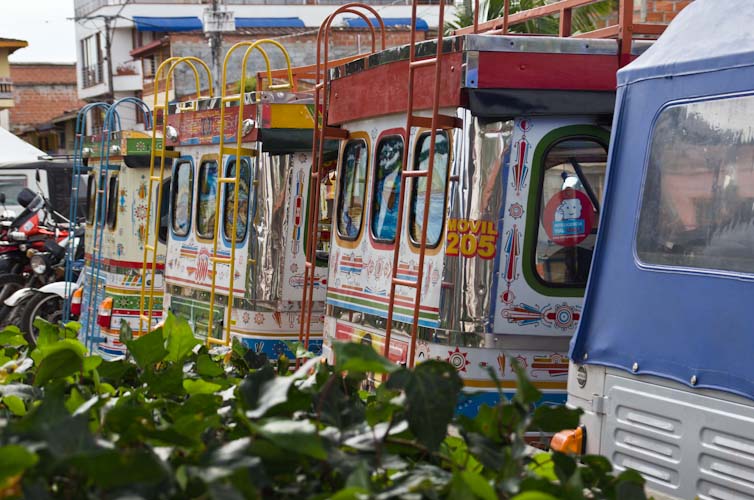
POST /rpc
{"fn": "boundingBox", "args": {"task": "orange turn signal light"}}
[550,425,585,454]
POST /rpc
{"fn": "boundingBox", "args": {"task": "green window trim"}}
[522,124,610,298]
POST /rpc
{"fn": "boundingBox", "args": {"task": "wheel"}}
[0,274,27,310]
[20,292,64,346]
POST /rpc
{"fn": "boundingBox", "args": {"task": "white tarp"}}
[0,126,46,162]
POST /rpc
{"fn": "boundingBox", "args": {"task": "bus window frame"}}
[523,126,610,298]
[170,157,195,239]
[335,137,370,243]
[407,130,451,250]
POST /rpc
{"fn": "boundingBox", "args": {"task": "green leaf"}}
[82,356,102,373]
[238,364,275,410]
[34,343,85,386]
[70,448,168,489]
[164,312,201,363]
[449,469,497,500]
[119,320,133,345]
[126,327,167,369]
[511,492,560,500]
[0,445,38,482]
[528,453,557,482]
[329,487,370,500]
[97,359,136,385]
[3,395,26,416]
[284,340,316,360]
[196,353,224,378]
[0,329,27,347]
[183,378,222,395]
[143,363,185,396]
[33,318,61,347]
[512,357,541,406]
[345,461,371,490]
[393,361,462,451]
[254,419,327,460]
[334,341,399,374]
[65,387,87,414]
[530,404,582,433]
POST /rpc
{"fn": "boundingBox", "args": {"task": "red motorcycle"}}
[0,188,69,304]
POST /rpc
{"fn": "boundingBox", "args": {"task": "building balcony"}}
[0,78,13,103]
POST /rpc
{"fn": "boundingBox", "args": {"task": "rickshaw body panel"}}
[567,1,754,497]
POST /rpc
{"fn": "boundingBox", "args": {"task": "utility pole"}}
[210,0,221,91]
[103,16,115,103]
[204,0,232,92]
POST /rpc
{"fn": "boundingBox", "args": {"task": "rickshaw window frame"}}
[195,158,219,241]
[158,177,171,245]
[86,175,96,225]
[106,174,119,230]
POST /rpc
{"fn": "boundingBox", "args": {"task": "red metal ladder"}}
[298,4,386,354]
[382,0,463,369]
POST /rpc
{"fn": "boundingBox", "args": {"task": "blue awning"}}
[235,17,305,29]
[344,17,429,31]
[133,16,203,32]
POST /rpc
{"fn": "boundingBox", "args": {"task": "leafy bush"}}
[0,314,647,499]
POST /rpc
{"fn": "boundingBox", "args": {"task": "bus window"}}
[336,139,368,240]
[371,136,404,243]
[106,176,119,230]
[158,178,171,244]
[196,160,218,239]
[86,176,96,224]
[535,138,607,287]
[171,161,193,237]
[222,158,251,242]
[409,131,449,247]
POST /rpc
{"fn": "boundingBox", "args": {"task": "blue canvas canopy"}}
[343,17,429,31]
[235,17,305,29]
[133,16,203,32]
[570,0,754,400]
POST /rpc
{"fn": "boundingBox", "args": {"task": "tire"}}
[0,274,27,311]
[20,292,64,346]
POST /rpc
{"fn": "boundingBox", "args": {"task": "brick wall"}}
[9,64,84,131]
[637,0,693,23]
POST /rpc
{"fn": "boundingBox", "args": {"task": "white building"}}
[74,0,448,129]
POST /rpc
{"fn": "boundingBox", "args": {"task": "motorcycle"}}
[0,188,71,306]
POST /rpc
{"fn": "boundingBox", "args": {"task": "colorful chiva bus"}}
[310,2,657,415]
[78,100,169,356]
[149,53,334,357]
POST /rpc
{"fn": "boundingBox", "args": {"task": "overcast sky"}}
[2,0,76,63]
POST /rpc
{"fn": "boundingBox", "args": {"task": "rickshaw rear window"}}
[371,136,404,243]
[196,160,218,239]
[159,178,171,244]
[637,95,754,275]
[337,139,368,240]
[171,161,193,237]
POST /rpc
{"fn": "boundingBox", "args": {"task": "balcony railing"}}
[82,62,105,89]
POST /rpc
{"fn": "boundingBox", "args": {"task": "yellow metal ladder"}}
[205,40,294,347]
[139,57,214,334]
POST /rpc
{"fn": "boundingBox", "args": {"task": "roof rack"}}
[454,0,665,65]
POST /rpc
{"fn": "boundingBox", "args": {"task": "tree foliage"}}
[447,0,618,35]
[0,316,646,499]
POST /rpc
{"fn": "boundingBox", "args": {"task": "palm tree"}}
[446,0,617,35]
